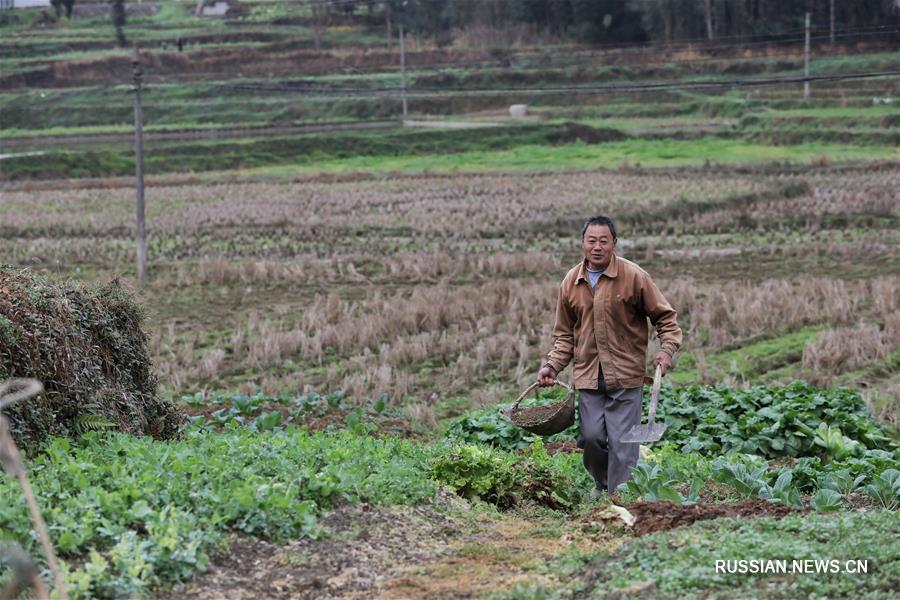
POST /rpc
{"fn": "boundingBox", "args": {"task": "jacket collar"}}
[576,253,619,284]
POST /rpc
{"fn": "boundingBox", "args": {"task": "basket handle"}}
[512,379,572,411]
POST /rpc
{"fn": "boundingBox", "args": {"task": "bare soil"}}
[507,397,575,433]
[0,47,496,90]
[156,502,460,600]
[615,499,807,537]
[548,122,628,144]
[542,440,582,455]
[157,494,617,600]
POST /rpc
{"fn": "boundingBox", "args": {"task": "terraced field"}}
[1,3,898,599]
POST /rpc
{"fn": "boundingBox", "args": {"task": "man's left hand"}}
[653,351,673,376]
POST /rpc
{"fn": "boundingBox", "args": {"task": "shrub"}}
[0,266,179,448]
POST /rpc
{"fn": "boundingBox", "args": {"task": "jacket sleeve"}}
[545,280,575,373]
[639,273,683,357]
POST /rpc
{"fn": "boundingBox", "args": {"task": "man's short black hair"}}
[581,216,617,240]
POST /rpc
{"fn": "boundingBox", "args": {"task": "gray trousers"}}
[578,387,643,494]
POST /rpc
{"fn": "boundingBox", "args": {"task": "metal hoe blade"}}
[620,364,668,443]
[620,422,667,443]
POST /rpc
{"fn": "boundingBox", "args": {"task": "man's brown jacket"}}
[545,253,682,390]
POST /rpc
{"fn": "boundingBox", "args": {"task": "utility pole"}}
[803,12,811,100]
[311,1,322,51]
[131,46,147,284]
[399,24,408,119]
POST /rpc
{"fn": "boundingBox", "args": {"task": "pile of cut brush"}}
[0,266,179,448]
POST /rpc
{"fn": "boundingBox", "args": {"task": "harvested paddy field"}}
[3,165,897,419]
[1,4,898,598]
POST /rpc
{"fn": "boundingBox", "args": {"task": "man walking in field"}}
[537,215,682,500]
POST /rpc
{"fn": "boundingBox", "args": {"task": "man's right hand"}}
[537,365,557,387]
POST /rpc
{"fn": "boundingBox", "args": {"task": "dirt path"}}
[157,490,822,599]
[158,502,458,600]
[158,493,816,598]
[158,492,620,599]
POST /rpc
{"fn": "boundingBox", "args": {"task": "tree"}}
[366,0,899,46]
[512,0,573,35]
[111,0,126,47]
[50,0,74,19]
[704,0,714,40]
[310,0,325,50]
[570,0,604,42]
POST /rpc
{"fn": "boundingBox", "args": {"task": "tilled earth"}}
[618,499,807,537]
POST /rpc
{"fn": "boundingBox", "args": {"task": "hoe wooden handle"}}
[647,364,662,424]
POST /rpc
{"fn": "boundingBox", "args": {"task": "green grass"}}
[1,123,625,179]
[670,328,822,385]
[591,511,900,599]
[8,132,890,181]
[573,116,735,130]
[0,118,368,138]
[839,347,900,383]
[812,51,900,74]
[748,106,900,120]
[245,138,900,177]
[0,87,405,130]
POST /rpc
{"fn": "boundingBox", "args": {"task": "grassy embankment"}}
[3,167,897,419]
[4,126,898,180]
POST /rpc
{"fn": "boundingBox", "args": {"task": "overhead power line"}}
[220,69,900,98]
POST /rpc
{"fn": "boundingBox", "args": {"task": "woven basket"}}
[504,380,575,436]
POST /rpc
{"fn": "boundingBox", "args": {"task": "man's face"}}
[582,224,616,271]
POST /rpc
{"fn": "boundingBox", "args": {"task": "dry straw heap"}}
[0,266,179,448]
